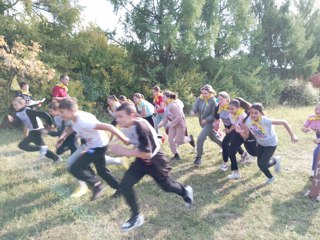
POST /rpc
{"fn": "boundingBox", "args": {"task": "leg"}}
[18,131,40,152]
[228,133,244,171]
[174,127,190,146]
[244,137,257,157]
[207,124,222,147]
[312,144,320,170]
[257,145,277,179]
[168,127,178,155]
[222,131,233,163]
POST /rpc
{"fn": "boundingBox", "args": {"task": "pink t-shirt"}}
[304,115,320,131]
[229,112,247,126]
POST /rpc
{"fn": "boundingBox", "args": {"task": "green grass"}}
[1,106,320,240]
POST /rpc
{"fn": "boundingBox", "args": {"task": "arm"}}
[56,127,74,148]
[140,105,147,117]
[235,123,250,140]
[158,117,168,128]
[190,98,200,116]
[156,101,165,113]
[301,127,311,133]
[31,109,54,126]
[95,123,130,144]
[108,144,152,160]
[167,104,183,128]
[272,120,298,143]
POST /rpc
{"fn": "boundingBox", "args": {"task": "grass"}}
[1,106,320,240]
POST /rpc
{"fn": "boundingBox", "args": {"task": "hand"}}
[291,135,298,143]
[212,120,219,129]
[7,115,14,122]
[109,144,126,156]
[190,111,195,117]
[201,119,207,125]
[234,124,244,133]
[301,127,311,133]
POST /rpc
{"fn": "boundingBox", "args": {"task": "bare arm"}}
[95,123,129,144]
[272,120,298,143]
[108,144,152,160]
[234,124,250,140]
[56,127,74,148]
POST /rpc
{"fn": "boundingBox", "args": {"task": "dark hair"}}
[19,82,28,89]
[163,90,177,100]
[60,75,69,81]
[116,102,137,115]
[48,101,60,110]
[153,85,161,92]
[108,95,119,102]
[250,102,264,115]
[133,93,143,99]
[58,97,78,111]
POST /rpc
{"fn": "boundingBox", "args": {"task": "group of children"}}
[9,81,320,232]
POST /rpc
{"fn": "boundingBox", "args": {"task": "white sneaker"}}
[39,145,48,159]
[273,156,281,173]
[227,172,241,179]
[105,155,123,165]
[311,170,315,177]
[54,157,64,164]
[121,213,144,232]
[184,185,194,208]
[220,163,228,172]
[265,176,276,184]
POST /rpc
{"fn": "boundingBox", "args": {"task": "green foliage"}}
[279,79,319,106]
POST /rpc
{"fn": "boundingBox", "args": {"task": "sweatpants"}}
[312,144,320,170]
[69,145,119,189]
[257,144,277,179]
[227,132,245,171]
[56,133,77,155]
[120,158,187,216]
[196,123,222,157]
[168,126,190,155]
[18,129,59,161]
[222,130,245,163]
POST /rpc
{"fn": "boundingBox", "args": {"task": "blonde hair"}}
[218,91,230,101]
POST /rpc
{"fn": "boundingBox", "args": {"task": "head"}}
[315,102,320,116]
[200,84,216,99]
[249,103,264,121]
[228,99,241,115]
[60,75,70,86]
[218,91,230,106]
[107,95,118,106]
[132,93,143,104]
[152,85,161,96]
[118,95,128,104]
[115,102,138,128]
[162,91,177,103]
[58,97,79,121]
[19,82,29,92]
[12,97,26,111]
[48,102,60,117]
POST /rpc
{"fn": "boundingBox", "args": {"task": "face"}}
[21,84,29,91]
[107,98,114,105]
[228,104,238,115]
[162,94,168,103]
[119,99,126,104]
[133,96,139,104]
[61,76,70,86]
[48,108,60,117]
[315,106,320,116]
[115,110,135,128]
[218,96,229,106]
[152,89,158,96]
[249,108,262,121]
[201,90,210,99]
[12,101,26,111]
[59,108,75,121]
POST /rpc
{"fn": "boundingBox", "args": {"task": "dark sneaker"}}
[111,189,122,198]
[193,156,201,167]
[170,154,181,161]
[189,135,195,148]
[121,213,144,232]
[91,183,105,201]
[183,185,194,208]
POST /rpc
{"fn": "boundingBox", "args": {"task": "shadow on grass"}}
[271,182,320,236]
[0,129,22,146]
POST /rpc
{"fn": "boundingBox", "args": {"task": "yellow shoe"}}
[71,185,89,198]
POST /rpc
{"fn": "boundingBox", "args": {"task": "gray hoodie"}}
[192,97,218,125]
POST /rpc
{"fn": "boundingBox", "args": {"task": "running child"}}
[301,102,320,176]
[8,97,61,162]
[56,97,130,201]
[109,103,194,232]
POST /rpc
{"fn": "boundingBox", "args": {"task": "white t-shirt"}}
[245,116,278,146]
[71,111,108,148]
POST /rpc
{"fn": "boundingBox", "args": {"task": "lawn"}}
[0,106,319,240]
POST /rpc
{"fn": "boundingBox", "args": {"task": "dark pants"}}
[120,158,186,216]
[69,146,119,189]
[227,132,245,171]
[244,136,257,156]
[257,145,277,179]
[144,115,155,128]
[222,130,244,163]
[56,133,77,155]
[18,130,59,161]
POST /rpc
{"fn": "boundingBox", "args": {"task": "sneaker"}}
[220,163,228,172]
[227,172,241,180]
[91,183,105,201]
[311,170,315,177]
[121,213,144,232]
[39,145,48,159]
[183,185,194,208]
[170,154,181,161]
[189,135,195,148]
[54,156,64,164]
[265,176,275,184]
[111,189,122,198]
[71,185,89,198]
[105,155,122,165]
[273,156,281,173]
[193,156,201,167]
[240,152,249,163]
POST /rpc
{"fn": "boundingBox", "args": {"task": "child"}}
[152,85,165,133]
[109,103,194,232]
[56,98,130,201]
[158,91,195,160]
[132,93,155,128]
[106,95,121,126]
[8,97,61,162]
[302,102,320,176]
[236,103,298,184]
[190,84,222,166]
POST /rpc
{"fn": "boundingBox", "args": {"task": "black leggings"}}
[56,133,77,155]
[120,158,186,216]
[243,134,257,156]
[257,145,277,179]
[144,115,155,128]
[18,130,59,161]
[222,130,244,164]
[69,146,120,189]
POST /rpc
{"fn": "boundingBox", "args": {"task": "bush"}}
[279,79,319,106]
